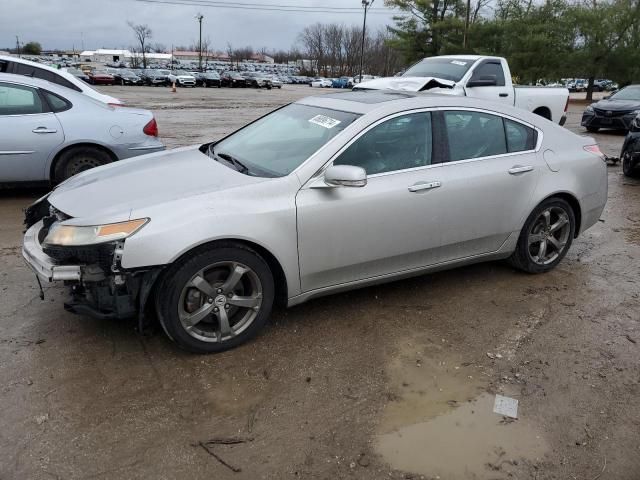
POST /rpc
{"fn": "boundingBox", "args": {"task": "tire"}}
[155,245,275,354]
[508,198,576,274]
[622,148,639,178]
[586,126,600,133]
[53,146,113,183]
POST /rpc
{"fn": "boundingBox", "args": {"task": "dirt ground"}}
[1,85,639,480]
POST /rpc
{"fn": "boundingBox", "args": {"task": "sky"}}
[0,0,399,53]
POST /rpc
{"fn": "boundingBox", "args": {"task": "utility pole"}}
[16,36,21,58]
[196,13,204,72]
[359,0,373,84]
[463,0,471,49]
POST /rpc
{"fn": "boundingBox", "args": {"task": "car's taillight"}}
[143,118,158,137]
[584,144,606,161]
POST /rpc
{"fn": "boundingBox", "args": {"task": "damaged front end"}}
[23,196,162,326]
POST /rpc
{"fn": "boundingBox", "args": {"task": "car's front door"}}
[296,111,450,292]
[0,82,64,182]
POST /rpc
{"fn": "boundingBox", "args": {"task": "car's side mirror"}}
[467,75,498,88]
[324,165,367,187]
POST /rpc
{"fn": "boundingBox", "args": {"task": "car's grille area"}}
[43,243,116,271]
[594,108,633,117]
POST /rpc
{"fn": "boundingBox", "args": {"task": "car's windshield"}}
[402,57,476,82]
[610,86,640,101]
[209,103,360,177]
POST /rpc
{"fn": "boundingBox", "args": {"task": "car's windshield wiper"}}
[206,144,249,174]
[217,152,249,175]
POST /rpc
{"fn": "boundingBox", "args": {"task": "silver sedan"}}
[0,73,164,184]
[22,91,607,353]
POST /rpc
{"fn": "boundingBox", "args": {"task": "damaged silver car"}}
[23,91,608,353]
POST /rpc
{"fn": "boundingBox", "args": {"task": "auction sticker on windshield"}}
[309,115,342,129]
[451,60,467,66]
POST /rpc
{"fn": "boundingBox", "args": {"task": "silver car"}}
[22,91,608,353]
[0,74,164,184]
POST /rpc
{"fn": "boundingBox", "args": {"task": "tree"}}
[22,41,42,55]
[128,22,152,68]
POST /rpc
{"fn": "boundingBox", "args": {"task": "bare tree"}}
[128,22,152,68]
[149,42,166,53]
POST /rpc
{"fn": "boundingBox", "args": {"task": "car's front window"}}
[209,104,360,177]
[610,86,640,101]
[402,57,475,82]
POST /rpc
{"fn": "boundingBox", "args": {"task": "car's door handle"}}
[499,93,509,97]
[508,165,534,174]
[32,127,57,134]
[408,181,441,192]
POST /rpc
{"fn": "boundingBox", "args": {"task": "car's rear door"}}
[0,82,64,182]
[427,109,543,262]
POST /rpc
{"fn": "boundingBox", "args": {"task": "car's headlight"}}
[44,218,149,246]
[585,105,594,113]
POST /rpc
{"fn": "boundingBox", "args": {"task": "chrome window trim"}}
[302,106,543,187]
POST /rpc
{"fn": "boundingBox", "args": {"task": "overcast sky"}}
[1,0,399,52]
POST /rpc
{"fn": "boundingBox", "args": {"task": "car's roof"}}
[296,90,545,127]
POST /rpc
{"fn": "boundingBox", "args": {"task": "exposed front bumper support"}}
[22,220,81,282]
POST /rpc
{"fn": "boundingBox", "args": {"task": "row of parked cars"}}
[65,67,286,89]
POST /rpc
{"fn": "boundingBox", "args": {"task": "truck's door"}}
[464,59,513,106]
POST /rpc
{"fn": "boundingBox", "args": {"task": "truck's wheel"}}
[155,244,275,354]
[53,146,113,183]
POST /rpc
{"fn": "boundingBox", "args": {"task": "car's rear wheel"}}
[509,198,575,273]
[586,126,600,133]
[155,245,275,354]
[53,146,113,183]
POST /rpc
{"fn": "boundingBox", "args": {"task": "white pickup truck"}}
[354,55,569,125]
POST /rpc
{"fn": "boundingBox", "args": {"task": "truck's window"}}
[443,111,507,161]
[402,57,475,82]
[472,61,506,87]
[504,119,537,152]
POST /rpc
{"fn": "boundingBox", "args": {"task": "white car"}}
[311,78,333,88]
[0,55,123,105]
[167,72,196,87]
[355,55,569,125]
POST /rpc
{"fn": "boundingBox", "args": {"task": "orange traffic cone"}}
[171,82,176,93]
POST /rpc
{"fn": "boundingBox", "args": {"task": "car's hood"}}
[353,76,455,92]
[593,99,640,111]
[48,146,264,220]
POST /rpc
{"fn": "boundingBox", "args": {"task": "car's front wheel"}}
[509,198,576,273]
[155,245,275,353]
[622,148,639,178]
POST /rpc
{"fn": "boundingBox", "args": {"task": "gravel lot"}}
[1,85,639,480]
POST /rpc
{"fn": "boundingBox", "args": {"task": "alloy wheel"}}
[178,261,263,343]
[527,206,571,265]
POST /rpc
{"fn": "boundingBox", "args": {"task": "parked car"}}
[198,72,221,88]
[87,70,115,86]
[581,85,640,132]
[220,71,246,88]
[167,71,196,87]
[243,72,272,89]
[268,76,283,89]
[112,69,143,86]
[22,91,607,353]
[354,55,570,124]
[0,74,164,184]
[0,55,123,105]
[621,113,640,177]
[64,68,91,84]
[141,69,171,86]
[311,78,332,88]
[332,77,354,89]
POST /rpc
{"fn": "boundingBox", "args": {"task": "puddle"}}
[377,393,547,479]
[376,338,548,478]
